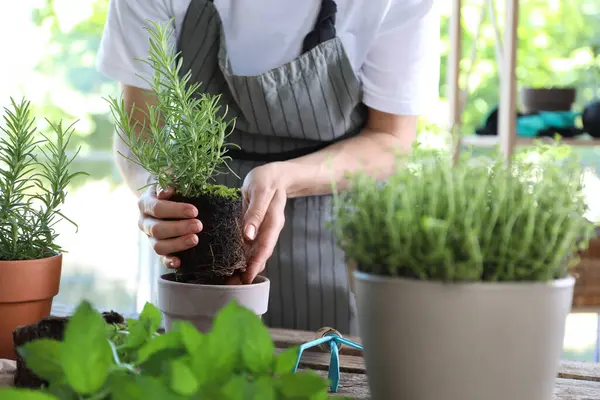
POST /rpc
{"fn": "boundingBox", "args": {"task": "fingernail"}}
[185,208,197,218]
[245,225,256,240]
[187,236,198,246]
[190,220,202,232]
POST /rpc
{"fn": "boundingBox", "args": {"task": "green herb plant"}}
[106,20,238,199]
[0,300,341,400]
[331,140,596,281]
[0,98,85,261]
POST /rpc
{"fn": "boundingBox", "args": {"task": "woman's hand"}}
[137,185,202,269]
[240,162,289,284]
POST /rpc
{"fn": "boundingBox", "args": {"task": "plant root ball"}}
[170,191,247,284]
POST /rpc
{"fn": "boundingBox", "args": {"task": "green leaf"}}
[253,376,277,400]
[123,304,162,350]
[123,319,150,349]
[139,302,163,333]
[211,301,275,375]
[109,372,145,400]
[238,307,275,374]
[139,348,188,377]
[110,372,184,400]
[17,339,64,382]
[173,321,204,354]
[169,358,199,396]
[138,375,187,400]
[137,331,183,364]
[0,389,58,399]
[61,300,113,395]
[274,347,300,375]
[46,383,79,400]
[189,304,240,385]
[221,375,250,400]
[189,331,236,386]
[221,375,278,400]
[278,371,329,398]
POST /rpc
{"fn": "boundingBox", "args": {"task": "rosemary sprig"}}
[0,98,86,261]
[106,20,238,199]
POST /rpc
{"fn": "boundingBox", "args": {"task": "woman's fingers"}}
[242,185,276,241]
[161,255,181,269]
[139,216,202,240]
[150,233,199,256]
[243,190,286,284]
[156,185,174,199]
[137,185,202,261]
[139,185,198,220]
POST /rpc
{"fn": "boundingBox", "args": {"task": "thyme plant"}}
[332,142,596,282]
[0,98,85,261]
[106,20,238,199]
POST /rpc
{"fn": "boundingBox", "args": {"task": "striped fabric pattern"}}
[175,0,366,334]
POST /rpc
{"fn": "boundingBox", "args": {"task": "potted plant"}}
[331,142,596,400]
[518,58,578,113]
[106,21,269,333]
[520,86,577,113]
[0,300,335,399]
[0,98,85,360]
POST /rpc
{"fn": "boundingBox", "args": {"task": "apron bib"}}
[163,0,367,334]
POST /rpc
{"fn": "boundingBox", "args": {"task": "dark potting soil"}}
[13,311,125,388]
[170,191,247,285]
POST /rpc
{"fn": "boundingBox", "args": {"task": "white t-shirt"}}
[97,0,440,116]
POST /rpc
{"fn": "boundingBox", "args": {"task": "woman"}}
[97,0,440,334]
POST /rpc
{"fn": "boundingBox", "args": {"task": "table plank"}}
[302,370,600,400]
[271,328,600,382]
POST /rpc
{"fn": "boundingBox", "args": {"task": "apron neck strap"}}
[302,0,338,54]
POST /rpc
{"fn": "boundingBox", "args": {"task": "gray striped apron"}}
[176,0,367,335]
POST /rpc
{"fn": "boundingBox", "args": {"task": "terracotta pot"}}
[353,270,574,400]
[520,87,576,113]
[0,254,62,360]
[158,273,270,332]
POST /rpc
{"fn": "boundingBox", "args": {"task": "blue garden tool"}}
[292,327,363,393]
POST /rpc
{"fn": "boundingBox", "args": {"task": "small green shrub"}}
[331,141,596,282]
[0,98,85,261]
[0,300,339,400]
[106,20,238,199]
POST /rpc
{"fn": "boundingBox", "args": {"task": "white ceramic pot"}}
[158,274,270,332]
[353,270,575,400]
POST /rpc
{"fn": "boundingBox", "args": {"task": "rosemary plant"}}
[106,20,238,199]
[331,142,596,282]
[0,98,85,261]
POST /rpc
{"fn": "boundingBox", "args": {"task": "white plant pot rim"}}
[159,273,270,290]
[353,270,575,289]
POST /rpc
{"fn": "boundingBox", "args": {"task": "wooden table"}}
[272,328,600,399]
